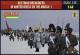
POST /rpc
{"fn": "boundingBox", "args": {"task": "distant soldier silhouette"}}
[21,30,25,41]
[9,31,14,42]
[45,29,50,44]
[40,28,46,47]
[17,30,21,41]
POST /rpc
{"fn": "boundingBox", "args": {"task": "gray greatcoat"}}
[40,32,47,45]
[33,32,41,48]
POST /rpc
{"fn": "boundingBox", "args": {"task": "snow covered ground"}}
[1,35,48,54]
[1,35,79,54]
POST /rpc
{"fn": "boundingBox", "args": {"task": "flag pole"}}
[4,18,12,32]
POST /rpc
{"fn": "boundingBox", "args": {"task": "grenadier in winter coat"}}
[47,24,57,55]
[64,27,78,54]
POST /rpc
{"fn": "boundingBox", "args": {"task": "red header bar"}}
[1,0,62,1]
[1,1,62,10]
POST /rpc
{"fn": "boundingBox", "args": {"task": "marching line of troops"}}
[1,23,79,55]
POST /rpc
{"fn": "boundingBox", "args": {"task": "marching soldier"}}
[47,24,57,55]
[24,31,28,41]
[45,29,50,44]
[33,28,41,52]
[55,26,66,55]
[28,27,34,48]
[40,28,46,47]
[17,31,21,41]
[21,30,25,41]
[64,27,78,54]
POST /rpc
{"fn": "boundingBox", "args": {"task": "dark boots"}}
[36,48,39,52]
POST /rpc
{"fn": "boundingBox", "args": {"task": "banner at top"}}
[1,1,62,10]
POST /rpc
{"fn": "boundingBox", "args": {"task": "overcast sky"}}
[1,10,79,33]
